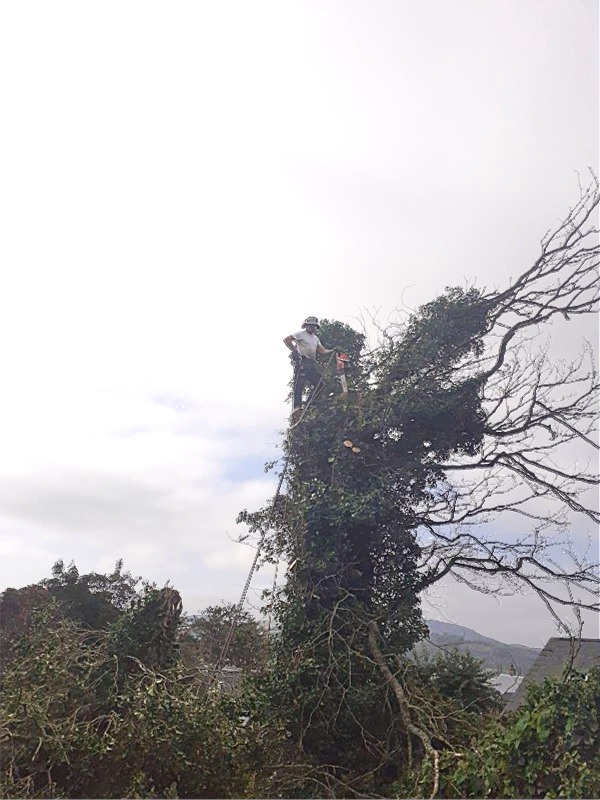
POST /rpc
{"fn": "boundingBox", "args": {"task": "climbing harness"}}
[290,350,349,430]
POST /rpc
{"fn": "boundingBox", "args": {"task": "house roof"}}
[490,673,524,695]
[504,637,600,712]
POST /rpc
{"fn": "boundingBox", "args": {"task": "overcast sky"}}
[1,0,598,647]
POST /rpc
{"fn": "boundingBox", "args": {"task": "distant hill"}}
[414,619,541,675]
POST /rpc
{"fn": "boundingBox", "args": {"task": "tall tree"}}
[239,177,599,795]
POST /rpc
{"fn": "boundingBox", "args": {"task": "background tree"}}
[0,584,54,670]
[411,648,503,715]
[179,603,267,672]
[108,585,183,674]
[39,558,143,629]
[0,559,144,671]
[434,667,600,799]
[0,599,260,799]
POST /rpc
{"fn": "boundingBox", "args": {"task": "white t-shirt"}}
[293,329,321,360]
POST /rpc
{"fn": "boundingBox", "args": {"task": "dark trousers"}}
[293,356,323,409]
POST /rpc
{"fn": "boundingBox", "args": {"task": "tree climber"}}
[284,316,337,418]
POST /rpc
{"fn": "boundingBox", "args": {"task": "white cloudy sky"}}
[1,0,598,647]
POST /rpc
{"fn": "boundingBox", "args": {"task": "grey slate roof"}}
[504,637,600,712]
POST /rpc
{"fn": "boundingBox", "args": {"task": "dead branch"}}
[368,620,440,799]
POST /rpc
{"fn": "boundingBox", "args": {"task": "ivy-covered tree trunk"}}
[241,302,492,792]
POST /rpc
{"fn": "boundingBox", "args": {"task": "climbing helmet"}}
[302,316,320,329]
